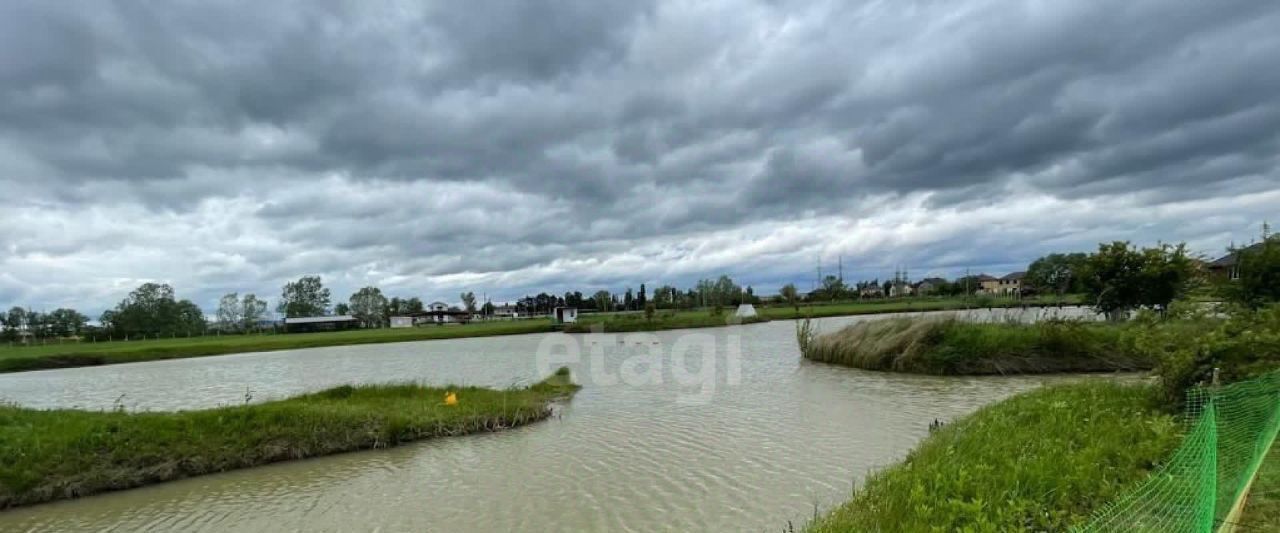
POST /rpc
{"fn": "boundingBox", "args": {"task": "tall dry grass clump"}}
[801,317,948,372]
[800,316,1147,375]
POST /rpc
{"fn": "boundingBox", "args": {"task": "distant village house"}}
[1207,243,1263,281]
[284,315,360,333]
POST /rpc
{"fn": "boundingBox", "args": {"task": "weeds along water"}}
[797,312,1148,374]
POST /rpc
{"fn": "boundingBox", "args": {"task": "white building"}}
[553,307,578,324]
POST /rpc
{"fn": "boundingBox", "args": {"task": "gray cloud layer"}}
[2,0,1279,314]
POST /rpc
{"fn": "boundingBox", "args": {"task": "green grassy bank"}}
[1241,444,1280,529]
[799,317,1149,374]
[0,296,1081,374]
[759,294,1083,321]
[808,382,1180,531]
[0,368,580,509]
[0,320,555,373]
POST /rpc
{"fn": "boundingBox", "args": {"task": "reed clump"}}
[800,316,1149,374]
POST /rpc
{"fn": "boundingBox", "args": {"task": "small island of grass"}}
[0,367,581,509]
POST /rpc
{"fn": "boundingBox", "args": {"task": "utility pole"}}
[817,255,823,291]
[965,268,971,309]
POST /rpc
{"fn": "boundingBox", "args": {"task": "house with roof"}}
[283,315,360,333]
[1207,242,1265,281]
[997,272,1026,296]
[389,301,475,328]
[423,302,472,324]
[913,277,947,295]
[973,274,1000,294]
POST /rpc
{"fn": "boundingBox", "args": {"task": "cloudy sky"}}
[2,0,1279,316]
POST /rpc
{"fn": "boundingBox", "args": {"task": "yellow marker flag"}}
[444,392,458,406]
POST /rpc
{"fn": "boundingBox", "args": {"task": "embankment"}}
[808,382,1179,531]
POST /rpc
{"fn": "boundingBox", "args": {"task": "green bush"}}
[1128,304,1280,407]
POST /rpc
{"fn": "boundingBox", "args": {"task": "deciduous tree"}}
[217,293,242,331]
[349,286,388,328]
[780,283,800,312]
[240,294,268,331]
[1026,252,1088,296]
[1219,233,1280,309]
[278,276,330,318]
[1082,241,1196,320]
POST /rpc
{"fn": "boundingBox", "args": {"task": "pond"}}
[0,307,1111,531]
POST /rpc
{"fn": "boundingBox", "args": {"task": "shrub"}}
[1131,304,1280,407]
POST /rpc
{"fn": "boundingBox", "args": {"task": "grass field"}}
[0,367,580,509]
[758,294,1083,321]
[0,320,555,373]
[0,296,1084,373]
[807,382,1180,531]
[1240,443,1280,530]
[799,315,1147,374]
[564,295,1082,332]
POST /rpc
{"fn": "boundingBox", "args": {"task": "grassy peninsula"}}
[808,382,1180,531]
[0,297,1081,374]
[799,316,1149,374]
[0,368,580,509]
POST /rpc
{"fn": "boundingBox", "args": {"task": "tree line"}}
[0,307,90,341]
[5,229,1276,342]
[505,276,761,317]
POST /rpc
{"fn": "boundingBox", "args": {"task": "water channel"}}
[0,308,1112,531]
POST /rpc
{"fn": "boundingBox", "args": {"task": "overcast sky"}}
[3,0,1279,316]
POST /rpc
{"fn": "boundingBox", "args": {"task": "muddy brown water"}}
[0,308,1111,531]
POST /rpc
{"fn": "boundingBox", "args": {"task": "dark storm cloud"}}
[3,0,1280,313]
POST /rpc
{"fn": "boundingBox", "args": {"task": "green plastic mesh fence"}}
[1073,370,1280,532]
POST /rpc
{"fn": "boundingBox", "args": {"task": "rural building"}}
[859,285,884,298]
[491,303,520,319]
[889,281,913,298]
[734,303,758,318]
[553,307,578,324]
[974,274,1000,294]
[997,272,1026,296]
[1207,242,1265,281]
[283,315,360,333]
[390,316,415,328]
[913,277,947,295]
[423,302,472,324]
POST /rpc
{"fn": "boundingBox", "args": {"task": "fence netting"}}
[1074,369,1280,532]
